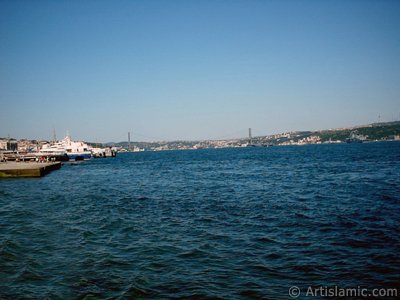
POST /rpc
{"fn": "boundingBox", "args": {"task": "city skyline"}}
[1,0,399,142]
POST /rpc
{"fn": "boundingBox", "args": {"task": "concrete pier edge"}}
[0,162,62,178]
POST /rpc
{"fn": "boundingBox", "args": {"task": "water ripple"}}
[1,143,400,298]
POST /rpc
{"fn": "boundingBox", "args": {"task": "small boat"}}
[346,131,367,143]
[90,147,117,158]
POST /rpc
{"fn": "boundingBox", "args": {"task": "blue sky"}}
[1,0,399,142]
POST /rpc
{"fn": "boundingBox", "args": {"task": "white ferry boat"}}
[40,135,92,161]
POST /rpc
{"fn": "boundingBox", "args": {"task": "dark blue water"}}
[1,142,399,299]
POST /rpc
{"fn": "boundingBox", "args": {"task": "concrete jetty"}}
[0,162,62,178]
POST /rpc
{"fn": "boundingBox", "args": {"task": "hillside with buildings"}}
[109,121,400,151]
[1,121,400,153]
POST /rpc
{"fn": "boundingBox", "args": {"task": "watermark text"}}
[288,285,398,298]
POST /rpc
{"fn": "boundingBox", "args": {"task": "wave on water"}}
[1,142,399,299]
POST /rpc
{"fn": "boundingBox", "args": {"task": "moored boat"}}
[40,135,93,161]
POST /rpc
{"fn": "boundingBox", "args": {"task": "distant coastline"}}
[105,121,400,151]
[1,121,400,153]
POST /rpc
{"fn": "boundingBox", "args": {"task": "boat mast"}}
[52,127,57,143]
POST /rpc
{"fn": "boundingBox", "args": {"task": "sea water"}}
[1,142,399,299]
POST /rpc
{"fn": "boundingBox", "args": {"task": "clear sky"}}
[1,0,399,142]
